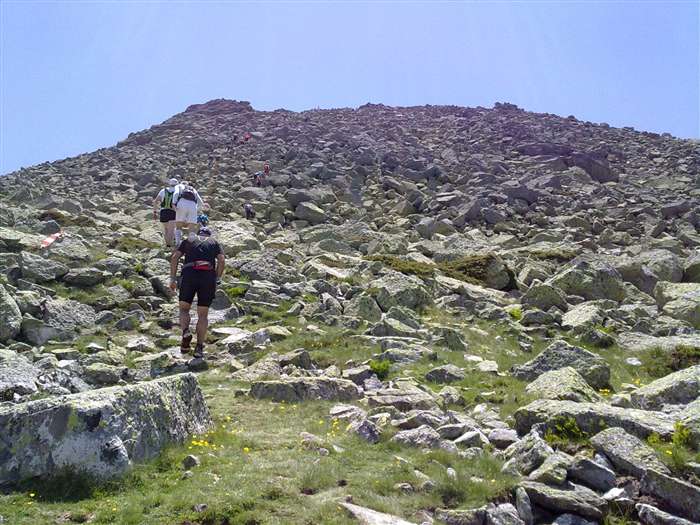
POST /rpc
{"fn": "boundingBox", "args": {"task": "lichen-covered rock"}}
[249,377,362,402]
[546,257,626,302]
[0,373,211,484]
[525,367,603,403]
[425,364,465,384]
[390,424,441,448]
[630,365,700,410]
[636,503,696,525]
[521,283,568,312]
[518,481,607,521]
[567,456,616,492]
[19,251,69,283]
[511,340,610,389]
[561,303,604,332]
[0,349,39,400]
[514,400,675,441]
[590,427,670,478]
[20,298,96,345]
[341,502,416,525]
[366,383,438,412]
[641,469,700,522]
[654,281,700,328]
[502,428,553,476]
[372,271,431,312]
[0,285,22,343]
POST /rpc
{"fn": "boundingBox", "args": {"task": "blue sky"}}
[1,1,698,174]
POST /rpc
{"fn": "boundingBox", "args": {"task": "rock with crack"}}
[0,285,22,343]
[518,481,607,521]
[630,365,700,410]
[0,373,211,484]
[640,469,700,523]
[514,400,676,441]
[366,383,438,412]
[590,427,670,478]
[636,503,696,525]
[249,377,362,402]
[525,367,604,403]
[654,281,700,328]
[511,340,610,389]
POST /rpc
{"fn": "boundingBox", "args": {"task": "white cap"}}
[168,177,178,187]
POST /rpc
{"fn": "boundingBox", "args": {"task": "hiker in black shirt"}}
[169,227,225,358]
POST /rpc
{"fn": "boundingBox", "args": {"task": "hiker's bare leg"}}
[175,221,186,245]
[196,305,209,344]
[179,301,192,333]
[165,221,176,247]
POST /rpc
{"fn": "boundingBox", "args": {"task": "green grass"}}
[108,236,160,253]
[368,359,391,380]
[0,373,517,525]
[642,345,700,379]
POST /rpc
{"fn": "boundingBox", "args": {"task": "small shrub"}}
[225,286,247,299]
[672,422,692,449]
[369,359,391,380]
[507,306,522,321]
[643,345,700,378]
[544,416,589,445]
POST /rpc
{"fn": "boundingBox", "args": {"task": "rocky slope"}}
[1,99,700,524]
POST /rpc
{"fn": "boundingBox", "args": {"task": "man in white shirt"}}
[174,180,205,246]
[152,177,179,247]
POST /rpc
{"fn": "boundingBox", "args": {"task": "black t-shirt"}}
[178,238,222,273]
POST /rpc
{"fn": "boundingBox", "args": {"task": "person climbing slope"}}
[152,177,178,247]
[169,226,225,359]
[173,181,204,247]
[197,202,211,227]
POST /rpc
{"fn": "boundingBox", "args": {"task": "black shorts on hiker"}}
[179,270,217,307]
[160,208,176,223]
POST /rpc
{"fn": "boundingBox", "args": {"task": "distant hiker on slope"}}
[243,202,255,220]
[153,177,178,247]
[174,181,204,247]
[169,226,225,359]
[263,161,270,178]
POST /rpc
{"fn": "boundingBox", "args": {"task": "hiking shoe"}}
[193,343,204,359]
[181,331,193,352]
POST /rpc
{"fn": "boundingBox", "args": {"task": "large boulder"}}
[249,377,362,402]
[0,285,22,343]
[20,298,97,345]
[641,469,700,523]
[654,281,700,328]
[518,481,607,521]
[19,251,69,283]
[294,202,327,224]
[0,349,39,400]
[521,283,568,312]
[511,340,610,389]
[590,427,670,478]
[630,365,700,410]
[0,374,211,484]
[514,399,676,441]
[561,303,604,332]
[372,271,431,312]
[525,367,603,403]
[366,383,438,412]
[547,257,626,302]
[211,221,260,256]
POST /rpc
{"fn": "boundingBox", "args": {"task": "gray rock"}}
[551,515,597,525]
[295,202,326,224]
[518,481,607,520]
[521,283,568,312]
[372,272,431,312]
[514,487,533,525]
[425,364,465,383]
[631,365,700,410]
[640,469,700,522]
[0,373,211,483]
[341,502,416,524]
[0,285,21,343]
[568,456,616,492]
[636,503,696,525]
[547,257,626,302]
[390,424,441,448]
[367,384,438,412]
[512,340,610,389]
[527,451,573,485]
[590,427,670,478]
[249,377,362,402]
[20,251,69,283]
[654,281,700,328]
[348,419,382,444]
[485,503,524,525]
[525,367,603,403]
[561,303,604,332]
[502,429,553,476]
[514,400,676,441]
[0,349,39,400]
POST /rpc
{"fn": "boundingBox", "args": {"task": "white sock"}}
[175,229,182,246]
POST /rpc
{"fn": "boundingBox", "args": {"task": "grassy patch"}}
[108,236,160,253]
[642,345,700,379]
[366,255,435,278]
[647,423,700,477]
[368,359,391,380]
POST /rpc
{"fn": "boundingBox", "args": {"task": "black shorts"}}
[160,208,176,223]
[179,270,217,307]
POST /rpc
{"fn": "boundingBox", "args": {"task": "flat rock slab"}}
[0,373,211,484]
[366,385,438,412]
[341,502,417,525]
[514,399,675,441]
[641,469,700,522]
[631,365,700,410]
[518,481,607,520]
[590,427,670,478]
[249,377,362,402]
